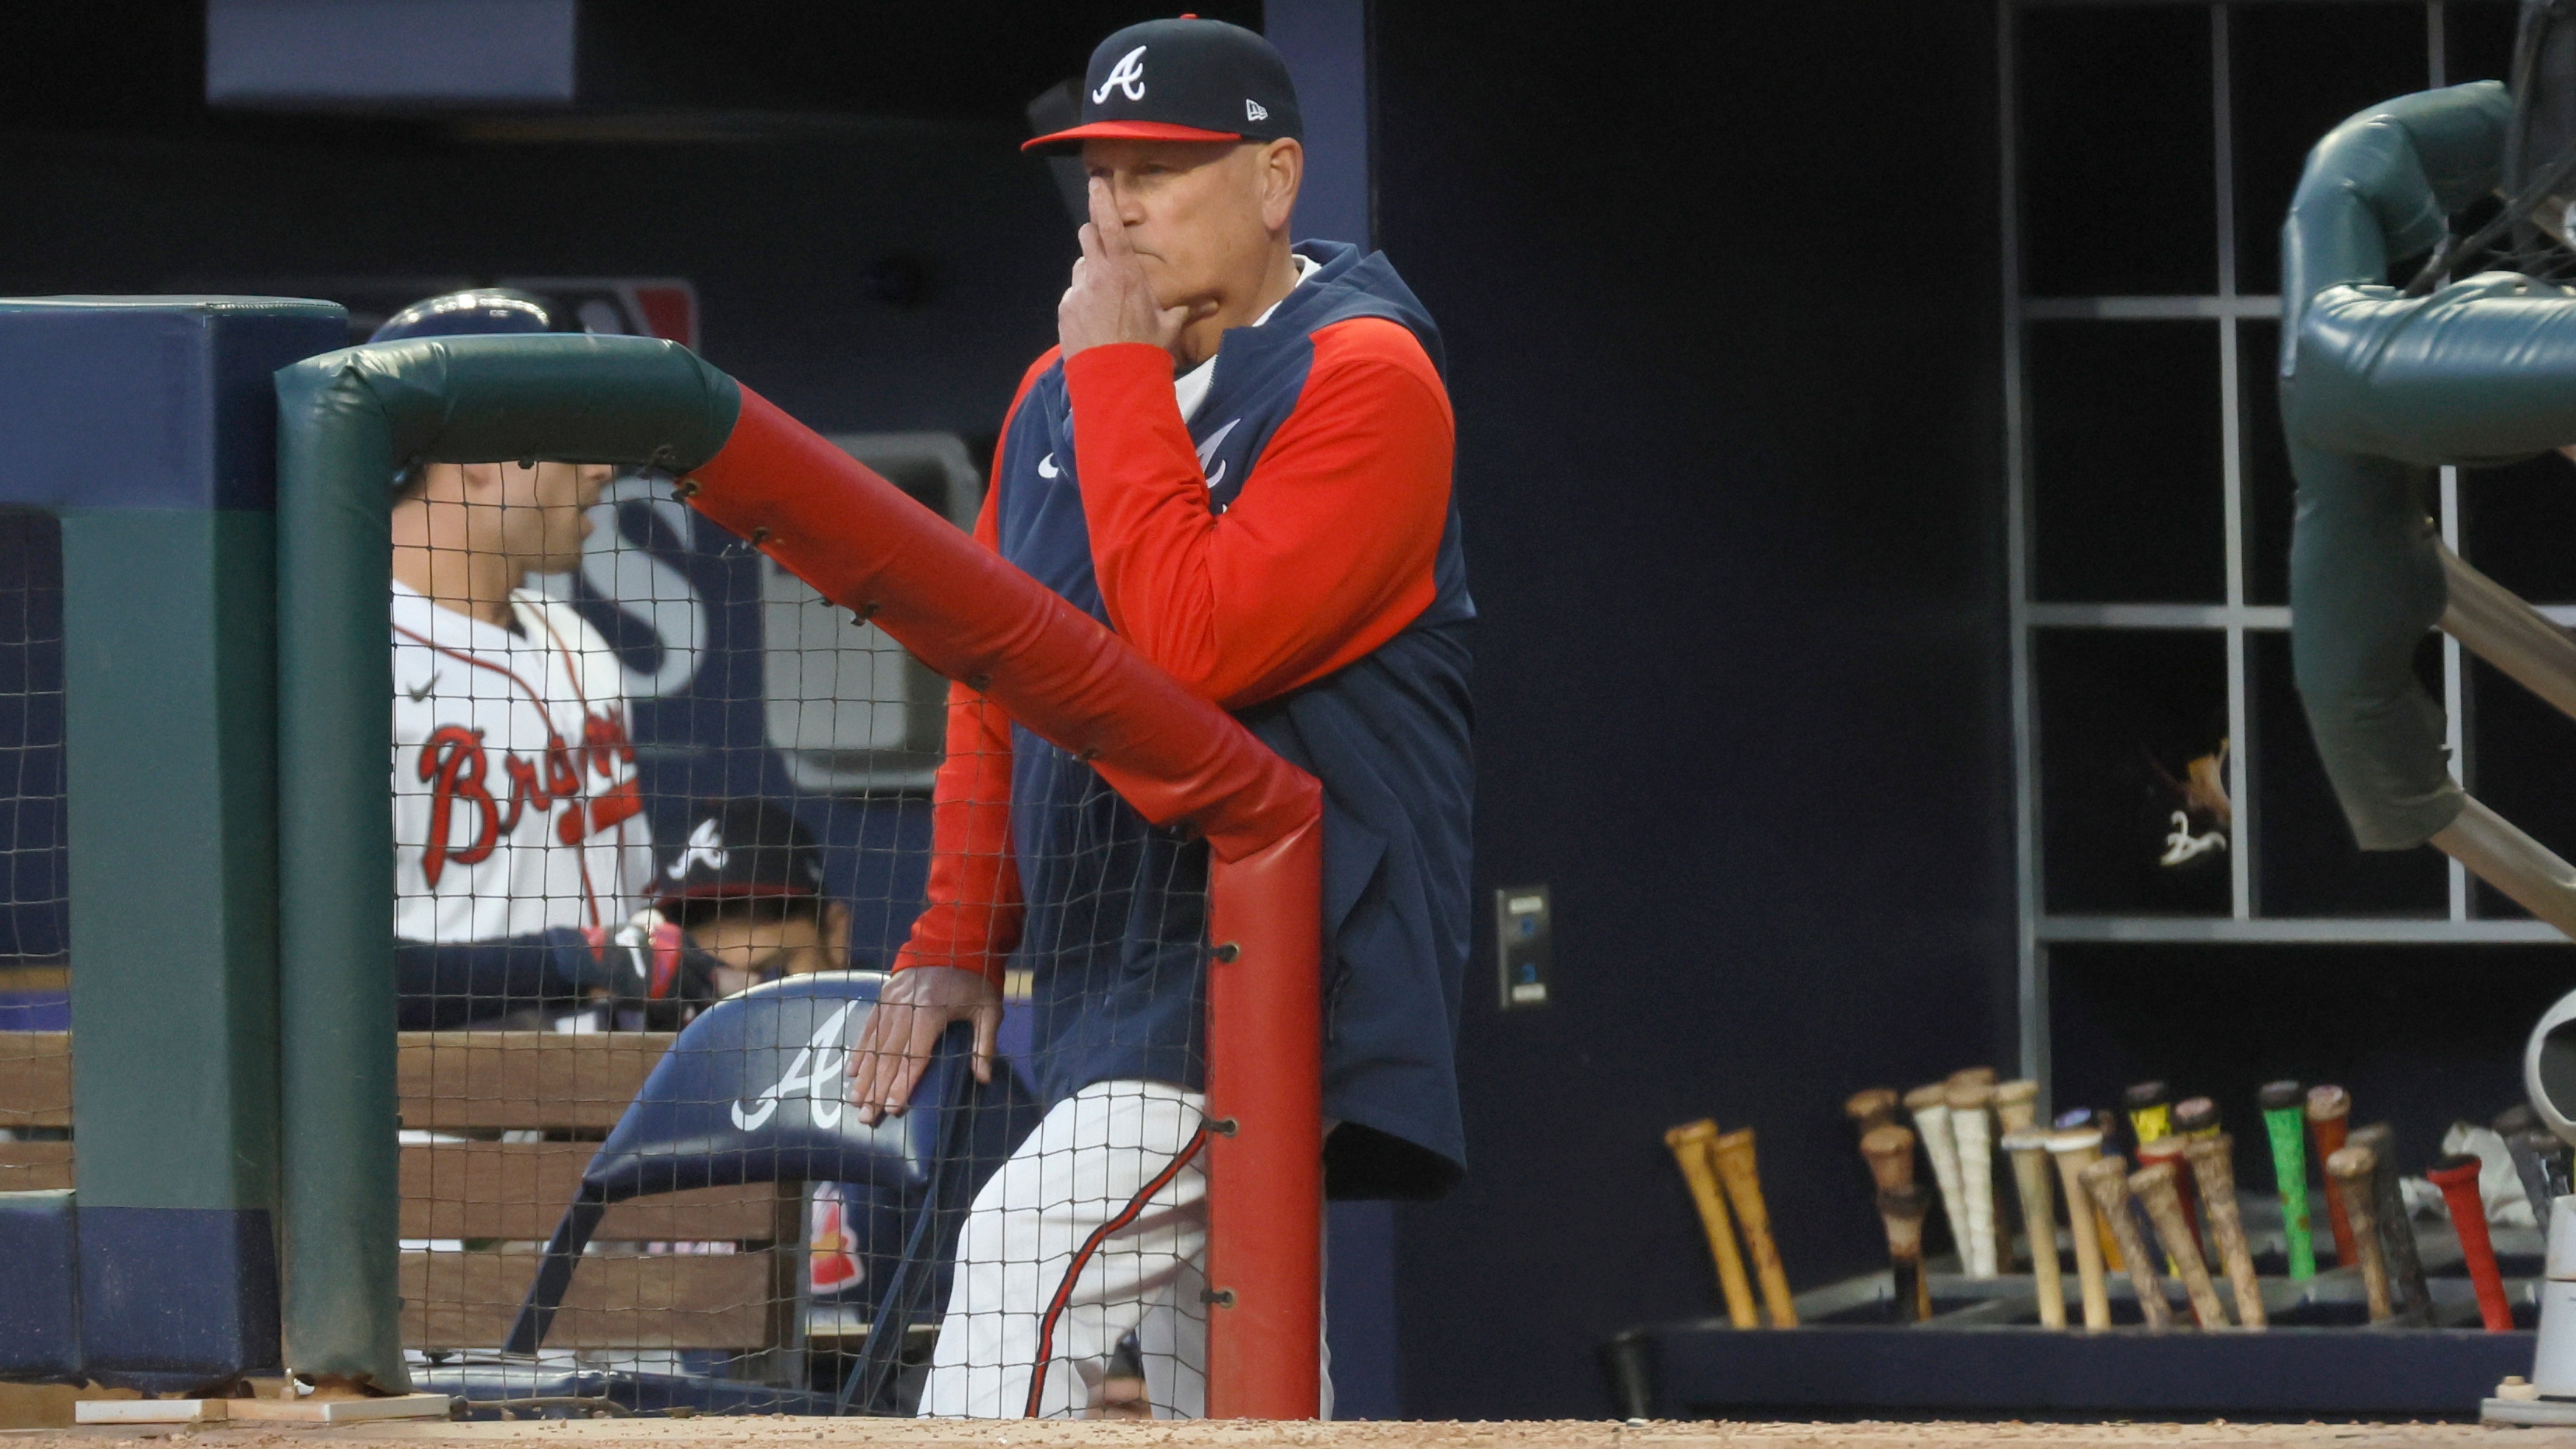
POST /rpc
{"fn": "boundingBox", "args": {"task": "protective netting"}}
[0,509,68,1191]
[390,449,1211,1416]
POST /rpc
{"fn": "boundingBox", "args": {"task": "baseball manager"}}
[847,15,1474,1419]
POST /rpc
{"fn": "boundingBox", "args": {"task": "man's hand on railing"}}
[848,965,1002,1125]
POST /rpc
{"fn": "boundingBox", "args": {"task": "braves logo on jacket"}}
[391,581,656,942]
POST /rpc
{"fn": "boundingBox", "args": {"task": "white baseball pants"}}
[918,1079,1332,1419]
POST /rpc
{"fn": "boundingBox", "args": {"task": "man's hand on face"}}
[846,964,1002,1125]
[1059,177,1214,361]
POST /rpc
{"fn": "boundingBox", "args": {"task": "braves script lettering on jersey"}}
[391,581,655,945]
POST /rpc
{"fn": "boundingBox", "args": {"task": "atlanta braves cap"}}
[657,798,828,914]
[1023,16,1302,155]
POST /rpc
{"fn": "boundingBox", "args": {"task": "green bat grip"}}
[2262,1105,2318,1281]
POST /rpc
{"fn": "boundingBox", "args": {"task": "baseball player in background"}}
[847,17,1476,1419]
[379,290,714,1030]
[654,795,854,995]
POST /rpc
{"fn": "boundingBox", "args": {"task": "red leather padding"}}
[690,384,1325,1415]
[686,385,1320,861]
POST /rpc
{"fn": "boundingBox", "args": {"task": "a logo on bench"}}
[729,1002,857,1131]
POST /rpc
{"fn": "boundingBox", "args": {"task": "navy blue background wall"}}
[1371,0,2014,1419]
[0,0,2016,1420]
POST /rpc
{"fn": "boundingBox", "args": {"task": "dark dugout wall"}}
[1372,0,2013,1418]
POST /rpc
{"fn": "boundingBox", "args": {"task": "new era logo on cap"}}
[1025,16,1302,154]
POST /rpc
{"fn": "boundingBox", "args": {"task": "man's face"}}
[1082,139,1282,311]
[691,900,849,996]
[483,461,612,576]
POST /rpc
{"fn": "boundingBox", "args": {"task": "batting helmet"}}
[369,287,569,343]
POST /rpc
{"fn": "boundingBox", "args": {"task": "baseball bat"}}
[1994,1079,2041,1135]
[2171,1097,2220,1260]
[2430,1152,2515,1331]
[2325,1143,2392,1323]
[2123,1081,2174,1156]
[2257,1080,2317,1281]
[1845,1087,1900,1139]
[1876,1181,1933,1323]
[2048,1128,2114,1329]
[1950,1065,1998,1090]
[1861,1123,1917,1191]
[2080,1153,2172,1329]
[2497,1105,2557,1226]
[2054,1107,2125,1271]
[2136,1135,2199,1257]
[1663,1120,1759,1328]
[1711,1128,1796,1328]
[1864,1126,1932,1321]
[2002,1127,2067,1328]
[2125,1084,2181,1273]
[2347,1122,2430,1325]
[2132,1161,2227,1328]
[1946,1079,2000,1279]
[2172,1096,2220,1140]
[1905,1082,1970,1269]
[2308,1085,2358,1267]
[1993,1080,2041,1273]
[2184,1134,2265,1328]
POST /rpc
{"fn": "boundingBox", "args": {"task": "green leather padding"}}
[2277,81,2576,847]
[267,333,740,1388]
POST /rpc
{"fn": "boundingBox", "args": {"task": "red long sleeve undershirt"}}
[894,318,1455,981]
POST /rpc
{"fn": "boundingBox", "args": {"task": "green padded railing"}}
[271,334,738,1388]
[2283,80,2576,848]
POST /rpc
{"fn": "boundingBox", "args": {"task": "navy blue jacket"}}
[912,241,1473,1198]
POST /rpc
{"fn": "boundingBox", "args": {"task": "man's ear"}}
[1261,138,1304,234]
[451,461,510,501]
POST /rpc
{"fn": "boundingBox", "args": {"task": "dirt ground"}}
[8,1419,2576,1449]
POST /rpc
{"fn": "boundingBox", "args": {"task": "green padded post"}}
[2281,82,2576,847]
[272,333,737,1388]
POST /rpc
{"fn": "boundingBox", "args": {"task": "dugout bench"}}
[1,1030,805,1389]
[2,1009,1001,1415]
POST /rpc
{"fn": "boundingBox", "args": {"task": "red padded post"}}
[1205,815,1325,1419]
[686,384,1325,1416]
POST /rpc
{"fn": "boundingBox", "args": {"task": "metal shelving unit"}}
[2002,0,2571,1092]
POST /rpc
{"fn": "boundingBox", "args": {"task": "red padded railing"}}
[686,386,1323,1418]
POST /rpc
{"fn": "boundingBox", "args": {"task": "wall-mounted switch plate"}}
[1495,885,1551,1009]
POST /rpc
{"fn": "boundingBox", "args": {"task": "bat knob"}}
[2308,1085,2353,1124]
[1845,1088,1900,1135]
[1860,1124,1917,1191]
[2429,1153,2485,1191]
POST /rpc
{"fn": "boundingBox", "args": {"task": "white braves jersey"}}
[391,581,655,944]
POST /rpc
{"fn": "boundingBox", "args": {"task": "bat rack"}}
[1603,1204,2542,1421]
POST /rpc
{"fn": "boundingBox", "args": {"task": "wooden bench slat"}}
[398,1031,673,1131]
[398,1250,773,1350]
[399,1142,784,1240]
[0,1033,69,1129]
[0,1139,70,1191]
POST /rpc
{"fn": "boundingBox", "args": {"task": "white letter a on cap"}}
[1093,46,1147,104]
